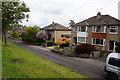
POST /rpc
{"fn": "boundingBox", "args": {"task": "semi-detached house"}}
[71,12,120,51]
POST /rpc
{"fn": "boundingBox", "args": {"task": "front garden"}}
[9,26,109,59]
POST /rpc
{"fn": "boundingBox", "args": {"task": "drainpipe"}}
[55,30,56,43]
[118,1,120,20]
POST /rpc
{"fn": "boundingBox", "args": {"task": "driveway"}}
[8,38,107,79]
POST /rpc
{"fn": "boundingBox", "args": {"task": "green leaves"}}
[2,1,30,30]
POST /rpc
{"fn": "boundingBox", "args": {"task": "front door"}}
[109,41,117,51]
[73,37,77,44]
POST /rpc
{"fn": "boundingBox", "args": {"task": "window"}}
[78,37,87,43]
[109,26,118,34]
[74,27,77,32]
[77,26,87,32]
[108,57,120,67]
[92,26,106,33]
[81,27,86,32]
[92,38,105,46]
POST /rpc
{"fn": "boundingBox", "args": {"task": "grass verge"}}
[2,41,90,79]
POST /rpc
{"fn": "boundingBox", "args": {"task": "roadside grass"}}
[2,41,91,79]
[0,39,2,78]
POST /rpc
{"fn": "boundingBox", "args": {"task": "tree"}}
[36,32,48,46]
[21,27,40,42]
[2,1,30,46]
[36,32,48,40]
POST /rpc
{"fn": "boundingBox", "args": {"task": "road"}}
[8,38,107,79]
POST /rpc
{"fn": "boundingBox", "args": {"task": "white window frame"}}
[109,26,118,34]
[92,26,106,33]
[92,38,105,46]
[74,27,77,32]
[77,26,87,32]
[77,37,87,43]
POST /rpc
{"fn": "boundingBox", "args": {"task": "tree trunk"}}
[3,31,7,46]
[2,33,4,42]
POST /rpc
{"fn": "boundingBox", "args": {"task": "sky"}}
[21,0,120,27]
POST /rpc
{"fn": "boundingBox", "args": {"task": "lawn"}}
[0,39,2,78]
[2,41,90,79]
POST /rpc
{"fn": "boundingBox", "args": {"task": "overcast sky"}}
[21,0,120,27]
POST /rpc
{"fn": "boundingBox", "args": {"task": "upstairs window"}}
[109,26,118,34]
[92,26,106,33]
[74,27,77,32]
[77,26,87,32]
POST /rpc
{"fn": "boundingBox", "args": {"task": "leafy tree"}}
[21,27,40,42]
[36,32,48,40]
[2,1,30,45]
[36,32,48,46]
[12,31,19,39]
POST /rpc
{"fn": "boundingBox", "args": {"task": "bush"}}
[36,38,46,46]
[21,27,40,43]
[56,37,70,48]
[47,42,56,47]
[75,44,96,55]
[35,32,48,46]
[12,31,20,39]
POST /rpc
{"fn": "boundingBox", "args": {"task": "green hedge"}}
[47,42,56,47]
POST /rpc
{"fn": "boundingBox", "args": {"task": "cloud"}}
[21,0,120,27]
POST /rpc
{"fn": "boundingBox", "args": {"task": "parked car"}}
[104,53,120,80]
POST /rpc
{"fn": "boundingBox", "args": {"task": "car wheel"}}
[106,72,118,80]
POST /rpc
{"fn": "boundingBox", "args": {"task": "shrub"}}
[35,32,48,46]
[47,42,56,47]
[12,31,20,39]
[21,27,40,42]
[36,38,46,46]
[75,44,96,55]
[56,37,70,48]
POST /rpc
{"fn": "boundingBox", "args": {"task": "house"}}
[41,22,71,42]
[71,12,120,51]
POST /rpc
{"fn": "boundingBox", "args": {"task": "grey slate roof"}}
[42,22,71,31]
[74,14,120,27]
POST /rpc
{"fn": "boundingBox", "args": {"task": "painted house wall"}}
[55,31,71,42]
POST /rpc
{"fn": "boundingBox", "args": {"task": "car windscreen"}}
[108,57,120,68]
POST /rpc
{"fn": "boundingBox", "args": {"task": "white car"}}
[104,53,120,80]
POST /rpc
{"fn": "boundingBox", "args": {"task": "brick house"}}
[41,22,71,42]
[71,12,120,51]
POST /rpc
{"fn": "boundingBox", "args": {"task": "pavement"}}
[8,38,107,79]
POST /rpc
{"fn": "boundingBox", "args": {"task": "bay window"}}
[78,37,87,43]
[92,38,105,46]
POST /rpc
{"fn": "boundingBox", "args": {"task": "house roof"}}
[74,13,120,27]
[42,22,71,31]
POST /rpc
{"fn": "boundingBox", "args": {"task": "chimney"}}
[118,1,120,20]
[52,22,55,24]
[97,12,102,20]
[52,22,55,26]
